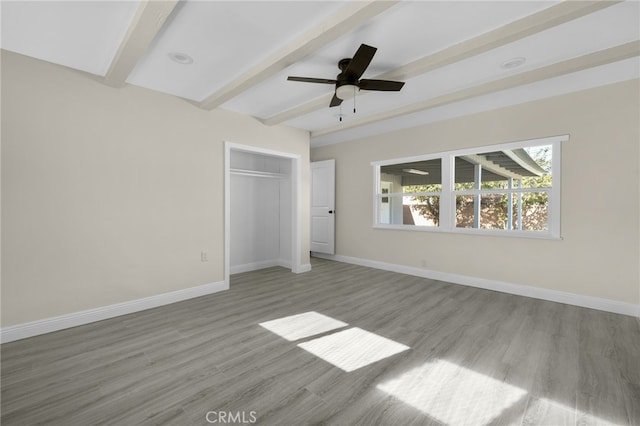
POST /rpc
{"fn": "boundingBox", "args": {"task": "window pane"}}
[512,192,549,231]
[455,195,475,228]
[454,157,479,191]
[378,195,439,227]
[407,196,440,227]
[455,145,552,191]
[380,159,442,193]
[520,145,553,189]
[480,194,509,230]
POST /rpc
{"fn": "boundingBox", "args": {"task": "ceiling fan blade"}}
[287,76,337,84]
[359,79,405,91]
[344,44,377,79]
[330,93,343,107]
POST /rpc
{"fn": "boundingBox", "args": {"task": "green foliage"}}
[404,185,441,225]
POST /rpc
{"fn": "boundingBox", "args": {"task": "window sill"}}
[372,224,562,240]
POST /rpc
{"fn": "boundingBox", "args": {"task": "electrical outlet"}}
[201,251,208,262]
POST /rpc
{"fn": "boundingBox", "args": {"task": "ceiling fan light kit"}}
[335,84,360,100]
[287,43,405,121]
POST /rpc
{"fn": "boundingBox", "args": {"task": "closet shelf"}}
[230,168,288,179]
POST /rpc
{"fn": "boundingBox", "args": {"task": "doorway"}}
[224,142,303,286]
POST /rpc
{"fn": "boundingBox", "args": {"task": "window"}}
[372,135,565,239]
[378,158,441,227]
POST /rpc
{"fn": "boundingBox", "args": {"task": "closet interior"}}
[229,150,292,274]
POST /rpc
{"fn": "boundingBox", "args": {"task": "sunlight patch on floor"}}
[377,359,527,425]
[259,311,348,341]
[526,397,626,426]
[297,327,410,372]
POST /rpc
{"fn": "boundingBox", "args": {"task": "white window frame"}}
[372,134,567,239]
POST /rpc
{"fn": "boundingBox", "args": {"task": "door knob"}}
[328,210,334,214]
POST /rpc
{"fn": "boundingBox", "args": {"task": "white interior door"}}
[310,159,335,254]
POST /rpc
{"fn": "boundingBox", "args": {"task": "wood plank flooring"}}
[2,258,639,425]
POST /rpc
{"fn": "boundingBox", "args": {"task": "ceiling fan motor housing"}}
[338,58,352,72]
[337,58,360,84]
[335,58,361,100]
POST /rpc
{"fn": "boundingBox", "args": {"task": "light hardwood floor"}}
[2,258,639,425]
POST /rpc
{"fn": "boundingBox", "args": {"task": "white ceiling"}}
[1,1,139,76]
[127,1,347,101]
[222,1,557,116]
[2,1,639,147]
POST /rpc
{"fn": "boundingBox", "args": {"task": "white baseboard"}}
[279,259,293,269]
[230,259,311,274]
[312,253,639,318]
[1,280,228,344]
[293,263,312,274]
[230,259,293,274]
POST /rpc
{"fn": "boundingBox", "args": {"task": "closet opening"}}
[224,142,302,286]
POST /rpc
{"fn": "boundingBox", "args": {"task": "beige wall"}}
[312,79,640,306]
[1,51,310,326]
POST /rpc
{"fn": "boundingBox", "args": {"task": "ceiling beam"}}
[312,40,640,138]
[104,0,179,88]
[262,95,334,126]
[198,1,399,111]
[262,0,621,126]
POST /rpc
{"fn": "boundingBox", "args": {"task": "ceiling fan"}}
[287,44,405,114]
